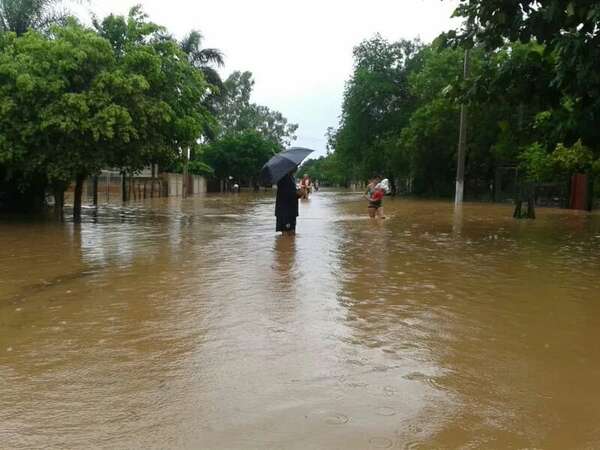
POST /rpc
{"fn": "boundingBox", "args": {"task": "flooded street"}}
[2,191,600,449]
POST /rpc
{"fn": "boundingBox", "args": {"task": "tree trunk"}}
[588,176,594,211]
[513,200,522,219]
[92,175,98,206]
[73,174,85,222]
[527,195,536,219]
[54,187,65,221]
[122,174,127,202]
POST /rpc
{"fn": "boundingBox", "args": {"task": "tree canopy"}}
[0,7,212,216]
[324,6,600,201]
[216,71,298,147]
[0,5,300,216]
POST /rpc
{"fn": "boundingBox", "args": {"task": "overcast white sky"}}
[74,0,459,155]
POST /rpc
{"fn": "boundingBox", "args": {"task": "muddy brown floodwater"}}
[1,191,600,449]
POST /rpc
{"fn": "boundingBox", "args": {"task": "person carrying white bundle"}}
[373,178,390,219]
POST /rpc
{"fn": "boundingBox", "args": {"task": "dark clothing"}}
[275,174,299,232]
[275,174,299,218]
[368,200,382,209]
[276,216,297,232]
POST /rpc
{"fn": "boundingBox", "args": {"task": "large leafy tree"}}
[217,70,298,147]
[395,45,465,195]
[94,8,213,193]
[0,23,126,216]
[0,8,212,218]
[199,70,298,188]
[334,35,423,183]
[201,130,278,184]
[449,0,600,164]
[299,153,347,187]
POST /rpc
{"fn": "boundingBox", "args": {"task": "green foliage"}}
[451,0,600,155]
[0,7,214,215]
[519,143,554,183]
[180,30,224,85]
[300,153,348,186]
[520,140,595,182]
[201,130,278,182]
[216,71,298,147]
[552,140,594,175]
[0,4,301,212]
[328,26,600,199]
[334,35,423,180]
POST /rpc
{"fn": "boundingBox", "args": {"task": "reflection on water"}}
[1,192,600,449]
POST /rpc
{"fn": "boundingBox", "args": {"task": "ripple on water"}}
[402,440,425,450]
[375,406,396,417]
[322,413,349,425]
[369,436,394,448]
[402,372,445,391]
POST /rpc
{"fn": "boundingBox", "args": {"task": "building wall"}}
[162,173,207,196]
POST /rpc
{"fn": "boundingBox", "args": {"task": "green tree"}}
[0,7,213,218]
[300,153,348,187]
[217,71,298,147]
[94,7,213,193]
[334,35,423,185]
[179,30,224,141]
[0,23,125,217]
[180,30,223,89]
[201,130,278,185]
[450,0,600,161]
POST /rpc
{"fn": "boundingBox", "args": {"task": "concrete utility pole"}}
[182,147,189,199]
[455,48,470,206]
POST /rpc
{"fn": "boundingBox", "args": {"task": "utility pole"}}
[182,147,189,199]
[455,48,470,206]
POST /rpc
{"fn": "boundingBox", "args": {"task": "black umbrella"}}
[260,147,314,186]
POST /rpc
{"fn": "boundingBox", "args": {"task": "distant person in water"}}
[372,183,386,219]
[365,175,380,218]
[276,170,301,235]
[300,174,312,199]
[365,175,387,219]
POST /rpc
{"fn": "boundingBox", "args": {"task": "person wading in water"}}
[276,169,301,236]
[365,175,381,218]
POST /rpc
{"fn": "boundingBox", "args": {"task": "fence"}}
[65,170,207,205]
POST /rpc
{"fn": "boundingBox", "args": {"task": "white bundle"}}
[376,178,391,194]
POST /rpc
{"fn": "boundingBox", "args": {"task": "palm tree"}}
[180,30,224,89]
[0,0,86,35]
[180,30,224,141]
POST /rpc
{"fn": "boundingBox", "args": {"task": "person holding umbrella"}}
[260,147,314,235]
[275,169,301,235]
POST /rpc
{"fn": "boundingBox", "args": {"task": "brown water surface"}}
[2,192,600,449]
